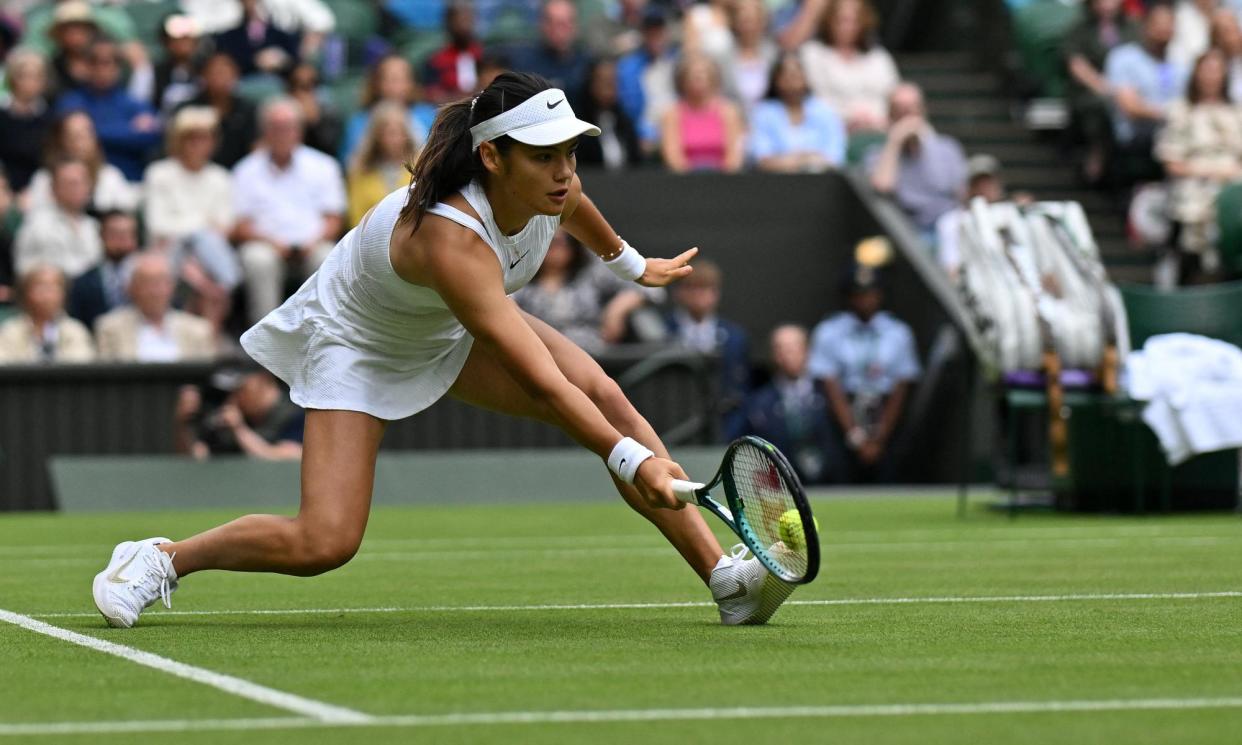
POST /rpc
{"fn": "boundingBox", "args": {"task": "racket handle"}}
[670,479,705,502]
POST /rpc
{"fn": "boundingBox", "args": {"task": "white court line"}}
[22,590,1242,620]
[0,609,372,725]
[5,522,1239,557]
[3,696,1242,736]
[7,534,1239,568]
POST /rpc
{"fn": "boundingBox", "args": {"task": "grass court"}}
[2,492,1241,744]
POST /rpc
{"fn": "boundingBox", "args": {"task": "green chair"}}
[1120,280,1242,348]
[1214,182,1242,276]
[846,130,886,166]
[1113,281,1242,511]
[1011,0,1082,98]
[323,0,377,43]
[400,31,448,72]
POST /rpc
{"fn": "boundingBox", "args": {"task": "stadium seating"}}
[1213,183,1242,278]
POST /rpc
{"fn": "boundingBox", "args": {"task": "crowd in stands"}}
[1057,0,1242,285]
[0,0,933,479]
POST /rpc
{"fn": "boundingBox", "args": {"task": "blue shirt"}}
[747,97,846,166]
[56,86,160,181]
[1104,42,1189,144]
[808,311,921,395]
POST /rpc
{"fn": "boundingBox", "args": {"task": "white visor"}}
[469,88,601,150]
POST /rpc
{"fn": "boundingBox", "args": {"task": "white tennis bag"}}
[956,199,1131,477]
[956,198,1130,381]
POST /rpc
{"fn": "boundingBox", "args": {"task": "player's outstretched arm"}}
[559,176,697,287]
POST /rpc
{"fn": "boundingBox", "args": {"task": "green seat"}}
[124,0,180,51]
[400,31,448,71]
[1119,280,1242,347]
[1011,0,1081,98]
[1214,182,1242,276]
[323,0,377,42]
[846,130,886,165]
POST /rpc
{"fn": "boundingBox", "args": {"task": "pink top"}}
[677,101,728,171]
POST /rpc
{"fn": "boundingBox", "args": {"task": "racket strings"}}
[728,442,808,580]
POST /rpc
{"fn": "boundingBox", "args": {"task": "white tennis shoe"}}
[92,538,178,628]
[709,543,796,626]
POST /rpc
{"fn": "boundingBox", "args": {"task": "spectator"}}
[475,51,509,92]
[339,54,437,165]
[0,47,54,194]
[799,0,899,132]
[285,61,344,157]
[513,230,657,353]
[0,168,18,305]
[1209,9,1242,102]
[346,102,416,227]
[182,0,335,60]
[616,5,678,147]
[575,58,644,170]
[506,0,592,101]
[583,0,648,59]
[1063,0,1139,185]
[660,54,746,173]
[1170,0,1220,67]
[422,0,484,104]
[143,106,243,332]
[1104,3,1188,178]
[14,158,102,280]
[211,0,300,79]
[27,111,140,213]
[809,264,921,482]
[724,0,779,117]
[1155,48,1242,282]
[174,367,304,461]
[43,0,100,94]
[95,252,216,362]
[683,0,737,68]
[0,265,95,364]
[666,259,751,441]
[56,38,162,182]
[68,210,140,331]
[866,82,968,238]
[179,52,258,169]
[933,154,1031,279]
[744,324,839,484]
[232,97,345,323]
[153,13,205,116]
[749,51,847,172]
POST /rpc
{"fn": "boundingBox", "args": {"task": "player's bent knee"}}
[291,526,362,576]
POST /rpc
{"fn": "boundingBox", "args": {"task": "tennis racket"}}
[671,436,820,584]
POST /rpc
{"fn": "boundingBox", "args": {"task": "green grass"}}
[2,494,1241,744]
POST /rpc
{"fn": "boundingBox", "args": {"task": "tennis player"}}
[92,73,794,628]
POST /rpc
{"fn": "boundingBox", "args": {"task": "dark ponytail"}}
[400,71,555,232]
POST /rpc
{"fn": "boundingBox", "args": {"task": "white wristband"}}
[607,436,655,484]
[603,240,646,282]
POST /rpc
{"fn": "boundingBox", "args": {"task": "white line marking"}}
[20,590,1242,620]
[8,533,1239,568]
[3,696,1242,736]
[0,609,372,724]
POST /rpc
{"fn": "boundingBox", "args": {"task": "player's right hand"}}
[634,457,689,510]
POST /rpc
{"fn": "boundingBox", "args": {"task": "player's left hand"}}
[638,247,698,287]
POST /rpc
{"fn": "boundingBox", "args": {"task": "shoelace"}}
[728,543,751,563]
[140,549,176,610]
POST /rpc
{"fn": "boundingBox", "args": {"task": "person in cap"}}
[932,153,1027,279]
[807,262,921,483]
[92,71,799,629]
[153,13,204,115]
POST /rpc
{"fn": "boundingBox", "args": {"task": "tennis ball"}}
[778,510,819,551]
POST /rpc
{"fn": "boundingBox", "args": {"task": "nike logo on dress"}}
[714,579,748,602]
[509,251,530,269]
[107,548,141,584]
[547,99,564,109]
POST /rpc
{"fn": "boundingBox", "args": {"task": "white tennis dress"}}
[239,180,559,420]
